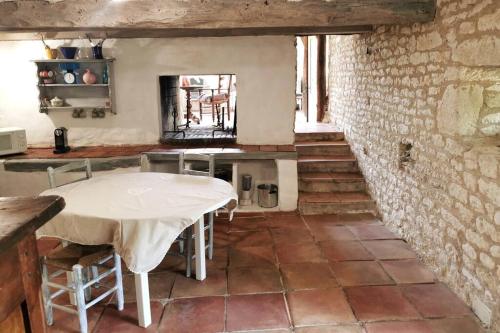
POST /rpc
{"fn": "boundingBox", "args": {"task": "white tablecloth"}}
[38,172,237,273]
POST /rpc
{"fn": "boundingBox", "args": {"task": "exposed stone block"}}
[479,253,495,270]
[480,124,500,136]
[437,84,483,136]
[491,245,500,258]
[478,153,498,179]
[449,183,469,204]
[452,36,500,66]
[462,243,477,260]
[478,178,500,206]
[478,8,500,31]
[417,31,443,50]
[481,113,500,126]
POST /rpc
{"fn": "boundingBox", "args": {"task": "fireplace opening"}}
[159,74,237,144]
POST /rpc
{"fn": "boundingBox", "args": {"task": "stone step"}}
[295,132,345,142]
[299,172,366,192]
[295,141,352,155]
[298,155,358,173]
[298,192,376,215]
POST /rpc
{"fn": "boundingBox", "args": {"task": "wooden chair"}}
[198,74,233,125]
[177,152,215,278]
[44,159,124,333]
[47,159,92,188]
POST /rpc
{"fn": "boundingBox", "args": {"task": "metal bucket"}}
[257,184,278,208]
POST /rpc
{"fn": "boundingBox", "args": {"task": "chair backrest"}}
[47,158,93,188]
[178,153,215,178]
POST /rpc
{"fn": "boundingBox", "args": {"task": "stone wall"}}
[328,0,499,329]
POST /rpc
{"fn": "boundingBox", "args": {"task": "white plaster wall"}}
[0,36,296,146]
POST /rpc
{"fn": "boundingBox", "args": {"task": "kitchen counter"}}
[2,144,297,172]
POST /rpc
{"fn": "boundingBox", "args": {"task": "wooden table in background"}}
[0,196,65,333]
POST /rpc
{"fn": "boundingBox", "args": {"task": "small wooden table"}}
[0,196,65,333]
[180,85,203,128]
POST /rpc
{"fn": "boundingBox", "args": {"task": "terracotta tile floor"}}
[39,212,485,333]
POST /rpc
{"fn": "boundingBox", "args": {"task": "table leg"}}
[134,273,151,328]
[194,217,206,280]
[18,234,47,333]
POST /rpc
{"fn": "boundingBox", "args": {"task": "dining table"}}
[37,172,237,328]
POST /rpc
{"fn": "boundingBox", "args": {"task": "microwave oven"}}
[0,127,27,156]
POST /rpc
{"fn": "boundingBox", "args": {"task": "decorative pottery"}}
[45,47,58,59]
[82,69,97,85]
[60,47,78,59]
[50,96,64,107]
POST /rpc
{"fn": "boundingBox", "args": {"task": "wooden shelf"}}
[38,84,109,87]
[42,106,111,111]
[33,58,114,63]
[35,58,115,115]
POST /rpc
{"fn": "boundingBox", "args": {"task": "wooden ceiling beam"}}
[0,0,435,35]
[0,25,375,41]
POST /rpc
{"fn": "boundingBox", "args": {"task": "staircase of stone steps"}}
[295,131,377,215]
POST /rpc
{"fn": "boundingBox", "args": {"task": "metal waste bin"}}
[257,184,278,208]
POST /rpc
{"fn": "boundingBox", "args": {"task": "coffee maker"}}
[53,127,70,154]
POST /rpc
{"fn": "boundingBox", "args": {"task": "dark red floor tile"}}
[122,271,175,302]
[271,227,315,245]
[309,225,358,242]
[302,214,346,226]
[346,286,420,321]
[347,225,399,240]
[226,293,290,331]
[331,261,394,286]
[402,283,472,318]
[362,240,417,259]
[159,296,225,333]
[427,316,484,333]
[229,230,273,248]
[228,266,283,294]
[229,216,273,232]
[270,214,308,230]
[380,259,435,284]
[171,269,227,298]
[280,262,338,290]
[287,289,356,326]
[229,245,277,268]
[276,243,326,264]
[365,320,433,333]
[320,241,374,261]
[213,227,230,248]
[93,302,163,333]
[294,326,363,333]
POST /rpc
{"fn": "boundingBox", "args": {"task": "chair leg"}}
[208,212,214,260]
[72,265,88,333]
[41,258,54,326]
[179,231,185,254]
[83,268,92,302]
[91,266,100,289]
[199,103,203,120]
[185,227,193,278]
[113,253,125,311]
